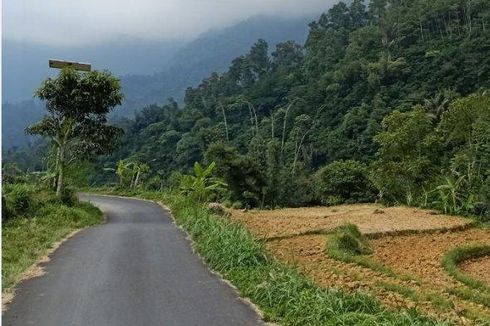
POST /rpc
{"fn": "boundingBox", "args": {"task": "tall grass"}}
[104,189,440,325]
[325,224,395,276]
[2,199,102,292]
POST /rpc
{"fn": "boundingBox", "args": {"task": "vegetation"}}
[325,224,394,275]
[2,182,102,293]
[72,0,490,220]
[97,188,437,325]
[442,244,490,292]
[178,162,227,203]
[314,161,376,205]
[27,68,123,198]
[3,0,490,321]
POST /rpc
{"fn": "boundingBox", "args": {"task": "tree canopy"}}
[27,68,123,197]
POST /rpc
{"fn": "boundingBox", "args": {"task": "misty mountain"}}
[2,15,312,150]
[2,38,185,103]
[117,15,312,117]
[2,100,44,149]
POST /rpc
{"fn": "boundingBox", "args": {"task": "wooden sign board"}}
[49,59,91,71]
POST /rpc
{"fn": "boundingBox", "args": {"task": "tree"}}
[314,160,376,205]
[27,68,123,197]
[371,107,440,203]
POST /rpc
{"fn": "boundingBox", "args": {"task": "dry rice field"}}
[229,204,490,325]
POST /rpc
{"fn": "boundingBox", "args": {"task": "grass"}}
[2,199,102,293]
[446,286,490,308]
[441,244,490,292]
[325,224,396,276]
[95,188,440,325]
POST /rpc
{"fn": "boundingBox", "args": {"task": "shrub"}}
[3,183,38,219]
[179,162,227,203]
[314,160,376,205]
[480,176,490,220]
[326,224,372,256]
[325,224,394,275]
[60,185,79,206]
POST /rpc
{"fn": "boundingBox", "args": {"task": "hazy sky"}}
[4,0,334,46]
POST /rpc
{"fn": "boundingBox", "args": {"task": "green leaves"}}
[179,162,228,203]
[28,67,124,197]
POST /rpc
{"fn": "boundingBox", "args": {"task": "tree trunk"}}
[134,170,141,188]
[56,145,65,198]
[220,104,229,141]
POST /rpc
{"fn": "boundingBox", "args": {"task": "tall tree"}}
[27,68,123,197]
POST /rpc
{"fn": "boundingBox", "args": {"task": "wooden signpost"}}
[49,59,91,71]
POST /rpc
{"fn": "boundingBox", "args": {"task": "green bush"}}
[480,176,490,220]
[325,224,394,275]
[326,224,372,256]
[3,183,38,219]
[60,185,79,206]
[314,160,376,205]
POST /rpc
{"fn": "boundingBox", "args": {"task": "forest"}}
[3,0,490,324]
[91,0,490,219]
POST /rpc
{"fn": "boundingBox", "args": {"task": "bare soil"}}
[230,204,473,239]
[370,229,490,289]
[266,231,490,324]
[460,255,490,285]
[231,204,490,324]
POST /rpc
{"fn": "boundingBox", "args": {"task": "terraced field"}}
[229,204,490,325]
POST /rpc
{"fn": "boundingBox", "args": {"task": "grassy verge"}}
[2,200,102,293]
[95,189,439,325]
[442,245,490,292]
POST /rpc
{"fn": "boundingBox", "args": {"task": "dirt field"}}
[230,204,473,239]
[370,229,490,288]
[460,255,490,284]
[230,205,490,324]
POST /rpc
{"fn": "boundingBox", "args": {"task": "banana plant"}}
[179,162,227,203]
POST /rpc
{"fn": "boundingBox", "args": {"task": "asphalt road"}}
[3,194,263,326]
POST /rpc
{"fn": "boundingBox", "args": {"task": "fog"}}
[3,0,335,46]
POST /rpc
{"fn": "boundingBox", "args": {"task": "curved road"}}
[3,194,262,326]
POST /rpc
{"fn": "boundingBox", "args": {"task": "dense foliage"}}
[99,0,490,218]
[27,68,124,197]
[6,1,490,219]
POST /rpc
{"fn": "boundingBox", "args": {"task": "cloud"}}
[3,0,334,46]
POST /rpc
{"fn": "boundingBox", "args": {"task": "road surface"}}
[3,194,263,326]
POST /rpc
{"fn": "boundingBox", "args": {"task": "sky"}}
[3,0,333,46]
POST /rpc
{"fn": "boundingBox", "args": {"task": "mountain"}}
[2,100,44,149]
[2,38,184,103]
[117,15,312,117]
[2,15,312,150]
[107,0,490,210]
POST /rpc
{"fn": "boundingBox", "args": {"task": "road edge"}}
[85,193,271,325]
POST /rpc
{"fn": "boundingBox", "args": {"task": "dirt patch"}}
[230,204,472,239]
[459,255,490,285]
[265,230,490,324]
[370,229,490,289]
[231,203,489,323]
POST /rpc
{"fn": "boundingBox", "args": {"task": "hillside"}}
[107,0,490,214]
[117,15,312,116]
[2,15,312,150]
